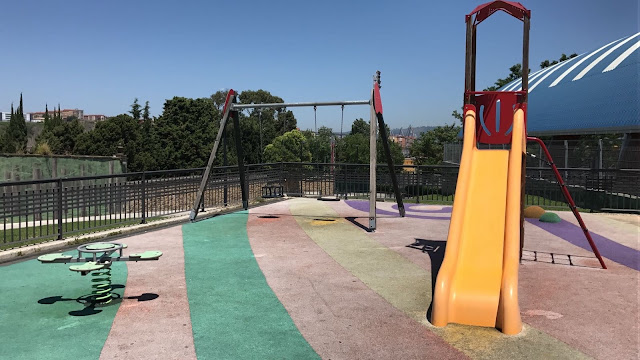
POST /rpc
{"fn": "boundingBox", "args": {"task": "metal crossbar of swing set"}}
[230,100,370,110]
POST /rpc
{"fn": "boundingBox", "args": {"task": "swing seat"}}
[317,196,340,201]
[129,251,163,260]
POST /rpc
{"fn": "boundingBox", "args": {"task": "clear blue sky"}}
[1,0,637,132]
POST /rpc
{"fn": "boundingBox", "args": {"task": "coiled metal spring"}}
[91,265,112,304]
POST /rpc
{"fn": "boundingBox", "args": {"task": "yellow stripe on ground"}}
[290,199,590,360]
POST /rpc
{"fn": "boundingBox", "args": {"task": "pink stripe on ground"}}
[247,201,466,360]
[100,226,196,360]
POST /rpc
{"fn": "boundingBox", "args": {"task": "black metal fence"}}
[0,164,281,249]
[444,139,640,169]
[281,163,639,211]
[2,162,638,249]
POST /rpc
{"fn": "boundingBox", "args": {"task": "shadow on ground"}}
[345,217,373,232]
[37,284,159,316]
[407,239,446,322]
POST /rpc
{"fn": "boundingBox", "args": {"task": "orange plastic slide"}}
[431,108,524,335]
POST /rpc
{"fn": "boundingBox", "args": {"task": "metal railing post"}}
[343,164,348,199]
[564,140,569,179]
[57,178,63,240]
[224,136,229,206]
[598,138,603,178]
[415,169,419,203]
[141,172,146,224]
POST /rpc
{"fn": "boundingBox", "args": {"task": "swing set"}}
[190,71,406,231]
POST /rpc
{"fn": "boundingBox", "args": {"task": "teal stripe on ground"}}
[182,211,319,360]
[0,254,126,360]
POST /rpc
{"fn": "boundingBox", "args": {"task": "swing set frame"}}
[189,71,405,231]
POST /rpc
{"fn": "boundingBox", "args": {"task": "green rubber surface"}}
[182,211,319,360]
[37,253,73,262]
[0,251,126,359]
[69,262,105,272]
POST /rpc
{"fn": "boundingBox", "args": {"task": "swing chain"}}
[314,105,317,133]
[340,105,344,138]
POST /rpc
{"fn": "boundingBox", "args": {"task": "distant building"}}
[0,111,32,122]
[30,108,84,122]
[83,114,107,121]
[390,134,415,157]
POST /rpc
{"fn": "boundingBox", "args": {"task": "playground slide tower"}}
[431,1,530,335]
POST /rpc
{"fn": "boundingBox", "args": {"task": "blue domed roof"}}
[499,32,640,135]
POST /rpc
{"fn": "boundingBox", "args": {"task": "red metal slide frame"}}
[527,137,607,269]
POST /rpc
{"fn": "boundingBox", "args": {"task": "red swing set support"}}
[527,136,607,269]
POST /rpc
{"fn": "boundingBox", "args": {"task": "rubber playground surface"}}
[0,198,638,360]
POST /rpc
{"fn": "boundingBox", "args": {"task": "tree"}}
[1,104,14,152]
[143,101,150,121]
[2,95,28,153]
[540,53,578,69]
[237,89,297,136]
[130,98,141,120]
[134,100,157,170]
[51,104,62,127]
[39,118,84,154]
[275,110,297,134]
[381,136,405,166]
[152,97,220,170]
[210,91,228,111]
[451,109,463,125]
[410,124,462,165]
[263,130,311,163]
[337,133,368,164]
[226,89,299,163]
[304,126,334,163]
[539,59,558,69]
[336,119,404,165]
[75,114,141,164]
[37,102,82,154]
[350,118,369,136]
[43,104,52,131]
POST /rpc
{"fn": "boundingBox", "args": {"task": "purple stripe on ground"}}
[345,200,639,271]
[527,219,640,271]
[392,203,452,213]
[345,200,450,220]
